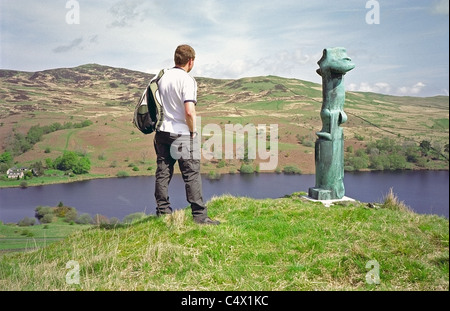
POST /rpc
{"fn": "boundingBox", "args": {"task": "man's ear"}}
[188,58,195,71]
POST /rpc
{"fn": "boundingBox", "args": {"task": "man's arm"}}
[185,101,197,135]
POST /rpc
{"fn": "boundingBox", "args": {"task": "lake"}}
[0,170,448,223]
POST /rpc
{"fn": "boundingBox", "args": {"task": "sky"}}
[0,0,449,97]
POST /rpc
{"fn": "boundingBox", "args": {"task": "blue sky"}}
[0,0,448,97]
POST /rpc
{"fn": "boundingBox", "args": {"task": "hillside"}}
[0,194,448,291]
[0,64,448,181]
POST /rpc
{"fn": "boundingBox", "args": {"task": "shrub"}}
[346,155,369,171]
[20,229,34,237]
[117,171,129,178]
[207,170,221,180]
[41,213,55,224]
[382,188,411,213]
[283,165,302,174]
[369,154,390,170]
[216,160,226,168]
[344,165,355,172]
[18,217,36,227]
[388,153,407,170]
[123,212,146,224]
[54,151,91,174]
[64,208,78,223]
[54,205,75,217]
[76,213,93,225]
[239,164,254,174]
[109,217,121,225]
[93,214,110,225]
[35,206,54,222]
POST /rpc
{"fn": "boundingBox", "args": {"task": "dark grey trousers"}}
[153,131,207,219]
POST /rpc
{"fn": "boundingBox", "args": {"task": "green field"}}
[0,219,92,252]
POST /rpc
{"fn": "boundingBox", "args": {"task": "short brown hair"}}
[174,45,195,66]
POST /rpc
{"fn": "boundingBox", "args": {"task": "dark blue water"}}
[0,171,448,223]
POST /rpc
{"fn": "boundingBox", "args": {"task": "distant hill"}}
[0,64,448,179]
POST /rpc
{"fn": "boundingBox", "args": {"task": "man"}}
[153,44,220,225]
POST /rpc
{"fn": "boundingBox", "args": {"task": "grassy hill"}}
[0,64,448,185]
[0,193,448,291]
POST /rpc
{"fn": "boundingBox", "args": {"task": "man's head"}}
[175,45,195,72]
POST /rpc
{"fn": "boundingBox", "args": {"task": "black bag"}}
[133,69,165,134]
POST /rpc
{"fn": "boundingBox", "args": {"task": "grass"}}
[0,192,448,291]
[0,172,108,188]
[381,187,412,213]
[0,219,92,252]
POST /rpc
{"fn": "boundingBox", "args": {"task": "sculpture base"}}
[308,187,333,200]
[303,193,356,207]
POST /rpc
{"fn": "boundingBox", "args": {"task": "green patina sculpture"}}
[309,47,355,200]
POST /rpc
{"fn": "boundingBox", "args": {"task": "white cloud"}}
[397,82,426,95]
[108,0,146,28]
[348,82,429,96]
[348,82,392,94]
[431,0,449,15]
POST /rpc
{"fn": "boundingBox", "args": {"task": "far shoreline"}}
[0,167,448,189]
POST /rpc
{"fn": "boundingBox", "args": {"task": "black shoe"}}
[194,217,220,225]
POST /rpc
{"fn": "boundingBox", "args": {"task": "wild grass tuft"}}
[382,187,412,213]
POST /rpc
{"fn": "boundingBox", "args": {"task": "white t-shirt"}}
[156,67,197,135]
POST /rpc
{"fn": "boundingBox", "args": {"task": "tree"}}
[76,213,93,224]
[54,151,91,174]
[73,157,91,174]
[388,153,407,170]
[18,217,36,227]
[35,206,54,222]
[55,151,79,171]
[26,125,44,145]
[370,154,390,170]
[0,151,13,164]
[31,161,45,176]
[420,140,431,155]
[64,208,78,223]
[239,164,254,174]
